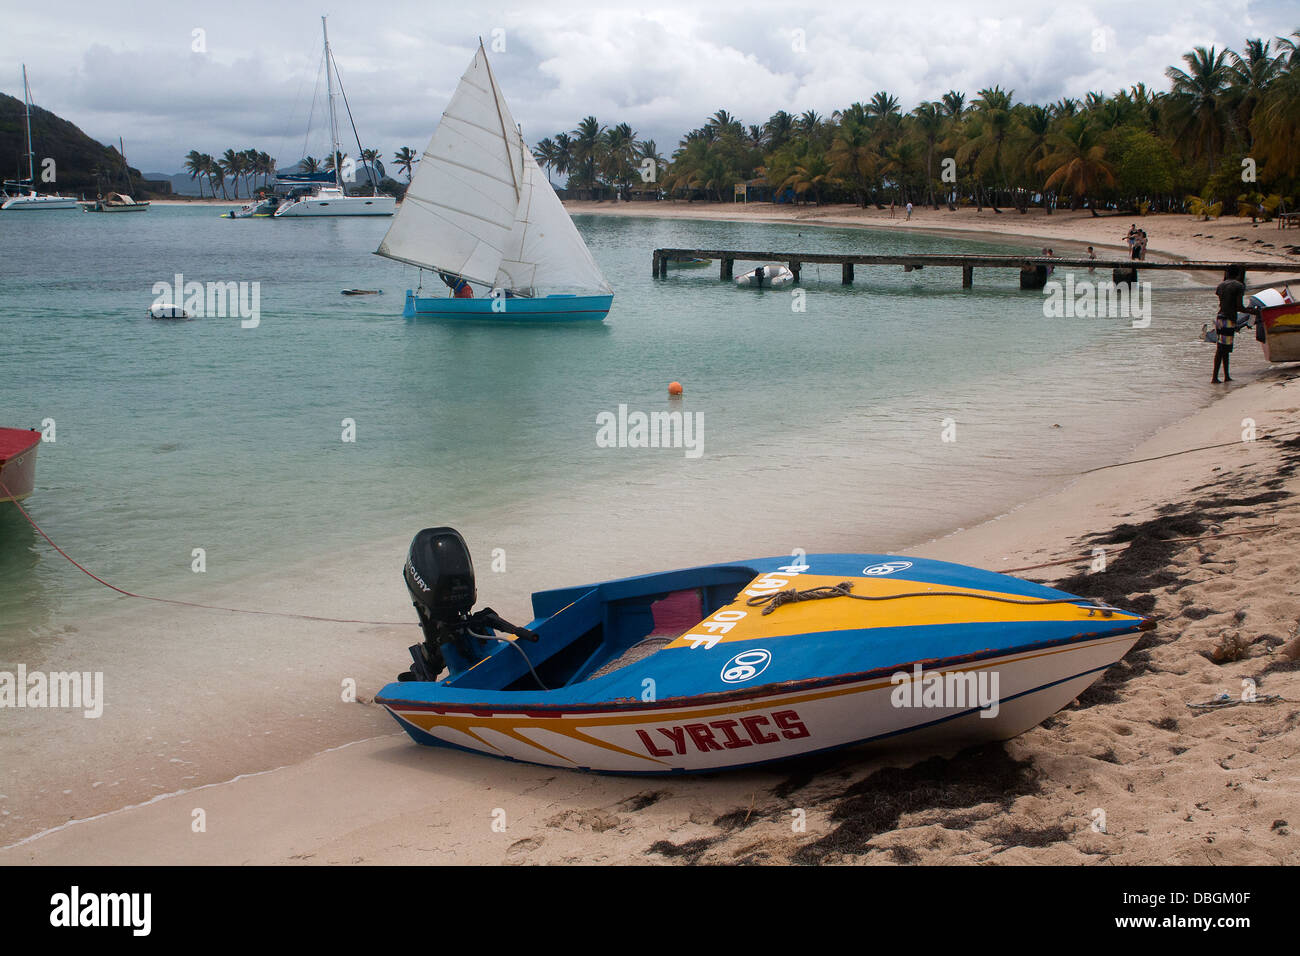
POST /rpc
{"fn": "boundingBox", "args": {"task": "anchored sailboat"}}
[374,43,613,321]
[274,17,395,218]
[1,66,78,210]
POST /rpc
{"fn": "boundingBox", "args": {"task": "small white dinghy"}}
[149,303,189,320]
[735,263,794,288]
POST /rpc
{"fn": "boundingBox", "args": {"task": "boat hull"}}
[377,553,1151,774]
[80,202,149,212]
[1261,301,1300,363]
[0,429,41,503]
[403,290,613,322]
[274,195,395,217]
[735,264,794,288]
[1,195,78,210]
[382,632,1139,773]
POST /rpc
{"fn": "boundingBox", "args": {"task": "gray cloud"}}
[2,0,1294,173]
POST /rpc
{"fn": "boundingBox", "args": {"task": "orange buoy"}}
[668,381,683,396]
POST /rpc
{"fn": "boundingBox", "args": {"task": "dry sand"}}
[5,359,1297,866]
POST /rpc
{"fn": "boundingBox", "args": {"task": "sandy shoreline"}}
[564,200,1300,277]
[5,359,1297,865]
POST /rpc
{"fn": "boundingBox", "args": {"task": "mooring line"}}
[0,479,414,626]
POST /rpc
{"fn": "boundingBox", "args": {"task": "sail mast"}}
[322,16,341,189]
[22,64,34,185]
[479,41,519,202]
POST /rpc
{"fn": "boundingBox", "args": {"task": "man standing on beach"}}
[905,201,913,220]
[1212,266,1260,384]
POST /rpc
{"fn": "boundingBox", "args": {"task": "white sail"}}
[495,146,611,294]
[375,46,524,285]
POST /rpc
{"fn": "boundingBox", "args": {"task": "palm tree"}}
[393,146,418,182]
[911,102,945,208]
[1164,45,1235,171]
[764,111,795,150]
[551,132,574,186]
[1250,31,1300,175]
[301,155,321,173]
[184,150,208,198]
[635,139,667,188]
[571,116,604,194]
[219,149,243,198]
[531,138,557,184]
[940,91,966,119]
[1039,119,1115,213]
[829,118,877,206]
[1228,38,1283,149]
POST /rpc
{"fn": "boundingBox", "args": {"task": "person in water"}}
[1212,266,1261,384]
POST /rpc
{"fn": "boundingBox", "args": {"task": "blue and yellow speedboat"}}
[377,528,1153,774]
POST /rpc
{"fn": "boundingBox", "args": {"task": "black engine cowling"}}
[399,527,538,683]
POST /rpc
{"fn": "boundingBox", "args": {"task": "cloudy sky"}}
[3,0,1295,174]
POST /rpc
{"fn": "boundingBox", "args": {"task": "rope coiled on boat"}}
[746,580,1115,616]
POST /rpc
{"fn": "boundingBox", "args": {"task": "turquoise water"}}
[0,205,1240,653]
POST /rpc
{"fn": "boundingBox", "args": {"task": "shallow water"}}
[0,205,1253,654]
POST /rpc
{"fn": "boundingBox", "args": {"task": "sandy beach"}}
[4,329,1297,865]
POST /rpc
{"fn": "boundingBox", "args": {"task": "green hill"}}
[0,91,157,198]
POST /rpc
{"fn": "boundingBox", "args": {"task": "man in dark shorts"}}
[1212,266,1261,383]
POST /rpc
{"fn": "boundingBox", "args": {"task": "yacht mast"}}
[22,64,34,185]
[322,16,342,189]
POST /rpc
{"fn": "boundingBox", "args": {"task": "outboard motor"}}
[400,527,538,682]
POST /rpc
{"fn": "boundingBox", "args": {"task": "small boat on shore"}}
[0,428,42,504]
[1249,285,1300,363]
[735,263,794,288]
[376,528,1153,773]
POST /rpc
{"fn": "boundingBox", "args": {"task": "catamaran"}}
[274,17,395,219]
[1,66,78,211]
[374,43,614,321]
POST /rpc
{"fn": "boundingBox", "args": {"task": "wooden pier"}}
[652,248,1299,288]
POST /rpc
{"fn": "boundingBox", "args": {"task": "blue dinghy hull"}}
[403,290,613,321]
[376,551,1154,774]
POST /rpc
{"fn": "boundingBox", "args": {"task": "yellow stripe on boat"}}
[665,573,1135,649]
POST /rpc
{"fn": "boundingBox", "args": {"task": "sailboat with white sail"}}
[374,42,613,321]
[1,66,78,211]
[274,17,395,218]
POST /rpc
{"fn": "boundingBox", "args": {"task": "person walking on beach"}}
[1125,224,1139,259]
[905,201,913,220]
[1087,245,1096,272]
[1136,230,1148,260]
[1212,266,1260,384]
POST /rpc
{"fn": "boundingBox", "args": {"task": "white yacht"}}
[1,66,78,211]
[273,18,394,218]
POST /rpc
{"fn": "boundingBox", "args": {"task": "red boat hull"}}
[1261,302,1300,363]
[0,428,42,503]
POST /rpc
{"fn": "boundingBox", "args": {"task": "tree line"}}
[528,32,1299,217]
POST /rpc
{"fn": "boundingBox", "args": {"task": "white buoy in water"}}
[149,303,189,319]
